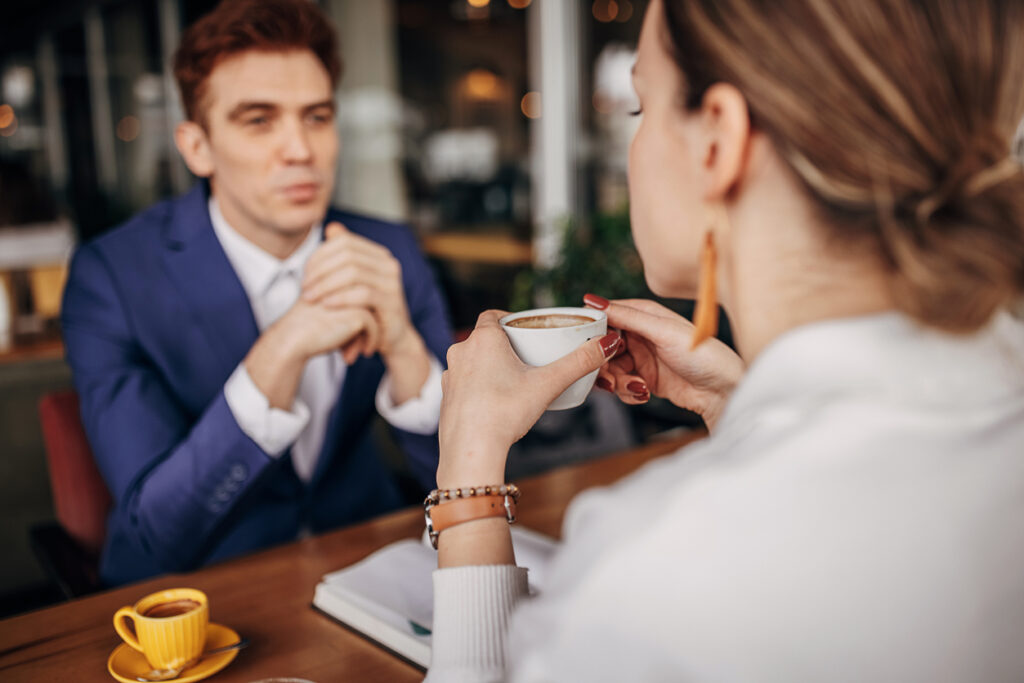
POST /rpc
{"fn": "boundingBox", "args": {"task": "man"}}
[61,0,451,585]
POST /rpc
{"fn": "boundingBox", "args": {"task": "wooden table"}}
[420,232,532,266]
[0,338,64,365]
[0,432,702,682]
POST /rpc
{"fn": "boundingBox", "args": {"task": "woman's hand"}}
[584,295,745,430]
[437,310,620,489]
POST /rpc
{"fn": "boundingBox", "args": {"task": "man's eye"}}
[308,112,333,125]
[245,117,269,127]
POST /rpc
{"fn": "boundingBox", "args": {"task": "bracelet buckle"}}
[424,493,517,549]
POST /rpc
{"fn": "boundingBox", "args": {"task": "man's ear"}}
[174,121,214,178]
[698,83,751,202]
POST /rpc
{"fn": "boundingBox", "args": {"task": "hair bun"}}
[890,140,1024,331]
[915,133,1023,225]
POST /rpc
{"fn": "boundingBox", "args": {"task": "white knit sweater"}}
[426,311,1024,682]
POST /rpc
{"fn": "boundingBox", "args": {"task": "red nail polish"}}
[596,377,613,392]
[599,332,620,357]
[633,392,650,402]
[626,380,647,394]
[583,293,609,310]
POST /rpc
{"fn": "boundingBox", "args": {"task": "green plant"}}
[511,206,651,310]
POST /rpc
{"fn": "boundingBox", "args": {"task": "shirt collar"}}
[209,197,324,298]
[716,311,1024,433]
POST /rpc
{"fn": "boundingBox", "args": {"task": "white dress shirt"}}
[428,311,1024,682]
[209,199,442,482]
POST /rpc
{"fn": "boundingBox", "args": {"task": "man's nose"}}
[281,119,313,162]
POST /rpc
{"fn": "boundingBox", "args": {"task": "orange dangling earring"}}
[690,230,718,349]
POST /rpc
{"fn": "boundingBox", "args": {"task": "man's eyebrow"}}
[226,102,279,121]
[302,100,336,113]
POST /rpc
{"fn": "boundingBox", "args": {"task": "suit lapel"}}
[160,183,260,379]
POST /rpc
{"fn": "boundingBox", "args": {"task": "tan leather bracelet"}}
[425,494,517,549]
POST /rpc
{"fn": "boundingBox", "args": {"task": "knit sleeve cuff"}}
[427,565,529,680]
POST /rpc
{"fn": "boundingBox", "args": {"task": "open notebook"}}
[312,526,559,670]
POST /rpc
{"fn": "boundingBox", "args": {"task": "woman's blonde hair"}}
[663,0,1024,331]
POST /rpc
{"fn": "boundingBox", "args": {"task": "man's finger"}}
[304,240,397,290]
[305,261,399,300]
[304,265,395,303]
[362,308,381,356]
[321,284,375,309]
[342,334,364,365]
[324,221,349,240]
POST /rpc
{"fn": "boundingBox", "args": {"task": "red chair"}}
[31,390,111,597]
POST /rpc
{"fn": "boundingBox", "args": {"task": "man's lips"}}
[279,182,320,202]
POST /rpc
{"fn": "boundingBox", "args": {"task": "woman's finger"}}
[584,294,687,346]
[475,309,512,330]
[620,374,651,402]
[602,302,681,345]
[535,331,621,402]
[609,351,636,374]
[610,298,682,320]
[604,361,650,404]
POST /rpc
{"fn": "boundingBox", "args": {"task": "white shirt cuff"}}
[224,362,310,457]
[375,354,443,435]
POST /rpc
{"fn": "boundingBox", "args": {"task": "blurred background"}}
[0,0,723,615]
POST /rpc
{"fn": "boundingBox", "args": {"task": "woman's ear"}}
[174,121,214,178]
[698,83,751,201]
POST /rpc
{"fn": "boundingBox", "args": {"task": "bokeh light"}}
[0,104,14,129]
[521,91,541,119]
[467,0,490,7]
[507,0,531,8]
[465,69,502,100]
[616,0,633,22]
[593,0,619,23]
[116,115,140,142]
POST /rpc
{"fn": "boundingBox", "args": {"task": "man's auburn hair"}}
[173,0,342,125]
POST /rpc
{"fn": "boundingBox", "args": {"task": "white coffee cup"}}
[499,307,608,411]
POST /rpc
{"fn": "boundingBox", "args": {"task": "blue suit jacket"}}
[62,183,452,585]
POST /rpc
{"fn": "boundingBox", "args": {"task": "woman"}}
[426,0,1024,680]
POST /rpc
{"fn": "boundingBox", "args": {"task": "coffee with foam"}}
[505,314,593,329]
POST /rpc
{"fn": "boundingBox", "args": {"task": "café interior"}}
[0,0,724,626]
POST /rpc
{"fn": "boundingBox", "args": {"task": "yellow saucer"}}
[108,622,241,683]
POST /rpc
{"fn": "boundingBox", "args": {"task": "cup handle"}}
[113,607,143,652]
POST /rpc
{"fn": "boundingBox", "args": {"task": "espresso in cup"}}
[143,598,202,619]
[505,314,593,329]
[114,587,209,671]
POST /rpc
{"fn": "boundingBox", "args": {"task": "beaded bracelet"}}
[423,484,521,549]
[424,483,521,507]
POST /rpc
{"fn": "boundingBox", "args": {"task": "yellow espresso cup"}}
[113,588,209,671]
